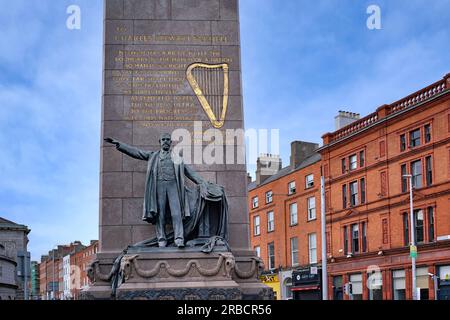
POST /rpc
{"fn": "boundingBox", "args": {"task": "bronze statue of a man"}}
[105,133,207,248]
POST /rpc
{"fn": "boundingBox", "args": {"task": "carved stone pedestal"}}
[83,249,273,300]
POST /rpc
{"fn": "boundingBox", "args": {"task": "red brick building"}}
[248,73,450,300]
[38,242,84,300]
[320,74,450,300]
[70,240,98,300]
[38,241,98,300]
[248,142,322,300]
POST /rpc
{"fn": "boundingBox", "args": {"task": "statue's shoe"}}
[175,240,185,248]
[158,241,167,248]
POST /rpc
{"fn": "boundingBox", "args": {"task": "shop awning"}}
[291,285,320,292]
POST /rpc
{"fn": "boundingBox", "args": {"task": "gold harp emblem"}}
[186,63,229,129]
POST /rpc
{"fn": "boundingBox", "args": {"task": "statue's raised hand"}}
[104,137,119,146]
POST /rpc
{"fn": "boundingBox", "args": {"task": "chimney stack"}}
[290,141,319,169]
[335,110,360,130]
[255,154,282,185]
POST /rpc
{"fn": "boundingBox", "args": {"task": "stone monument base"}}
[82,250,273,300]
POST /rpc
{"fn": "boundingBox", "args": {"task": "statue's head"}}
[159,133,172,151]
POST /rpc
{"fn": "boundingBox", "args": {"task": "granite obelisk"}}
[85,0,271,299]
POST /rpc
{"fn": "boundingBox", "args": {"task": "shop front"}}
[291,268,322,300]
[438,265,450,300]
[259,273,281,300]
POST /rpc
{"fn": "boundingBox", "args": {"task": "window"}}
[265,191,273,204]
[254,246,261,258]
[344,226,348,255]
[428,207,435,242]
[360,178,366,204]
[253,216,260,236]
[342,184,348,209]
[403,213,409,246]
[289,203,298,226]
[308,233,317,264]
[415,209,424,243]
[349,274,363,300]
[305,174,314,189]
[400,134,406,152]
[401,164,408,193]
[410,129,421,148]
[393,270,406,300]
[341,158,347,174]
[350,181,359,206]
[424,124,431,143]
[411,160,423,188]
[362,222,367,252]
[268,242,275,270]
[426,156,432,186]
[333,276,344,300]
[368,270,383,300]
[267,211,275,232]
[288,181,296,195]
[351,224,359,254]
[252,196,259,209]
[290,237,299,266]
[417,267,430,300]
[349,154,357,171]
[307,197,316,221]
[359,151,365,167]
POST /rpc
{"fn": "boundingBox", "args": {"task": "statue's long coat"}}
[115,142,204,223]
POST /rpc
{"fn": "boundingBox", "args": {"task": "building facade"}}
[0,243,17,300]
[0,217,31,300]
[248,142,323,300]
[248,73,450,300]
[30,261,40,300]
[320,73,450,300]
[38,240,98,300]
[38,241,85,300]
[71,240,98,300]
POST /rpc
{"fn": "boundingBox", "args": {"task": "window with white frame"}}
[265,191,273,204]
[268,242,275,270]
[305,174,314,189]
[350,181,359,206]
[253,215,260,236]
[308,233,317,264]
[307,197,316,221]
[254,246,261,258]
[349,154,358,171]
[350,274,363,300]
[288,181,296,195]
[252,196,259,209]
[267,211,275,232]
[291,237,299,266]
[289,203,298,226]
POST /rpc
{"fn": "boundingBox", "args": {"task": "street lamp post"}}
[320,174,328,300]
[404,174,417,300]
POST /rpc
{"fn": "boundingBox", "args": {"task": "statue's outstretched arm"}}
[104,138,152,161]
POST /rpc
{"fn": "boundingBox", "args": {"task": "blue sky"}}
[0,0,449,260]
